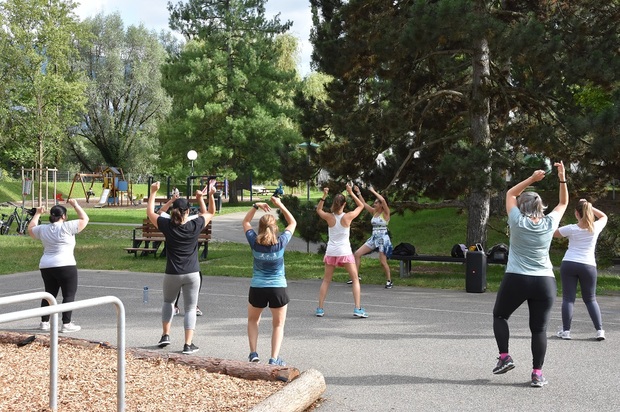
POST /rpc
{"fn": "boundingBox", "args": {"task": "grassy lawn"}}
[1,196,619,295]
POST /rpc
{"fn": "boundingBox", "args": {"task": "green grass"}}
[1,203,619,295]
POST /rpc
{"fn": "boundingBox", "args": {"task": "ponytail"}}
[576,200,594,232]
[169,208,185,226]
[331,193,346,213]
[257,215,279,245]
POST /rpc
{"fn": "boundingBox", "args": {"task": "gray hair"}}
[517,191,547,218]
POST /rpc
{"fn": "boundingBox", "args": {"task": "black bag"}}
[392,242,416,256]
[451,244,467,258]
[487,243,509,264]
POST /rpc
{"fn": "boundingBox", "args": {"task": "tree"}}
[309,0,620,247]
[0,0,87,196]
[162,0,302,203]
[72,12,172,174]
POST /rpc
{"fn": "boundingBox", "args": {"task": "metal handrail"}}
[0,296,126,412]
[0,292,59,405]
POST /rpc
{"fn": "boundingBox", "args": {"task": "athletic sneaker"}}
[596,330,605,341]
[557,330,571,340]
[346,276,362,285]
[531,372,548,387]
[268,357,286,366]
[248,352,260,362]
[39,321,50,331]
[315,308,325,317]
[158,334,171,348]
[196,307,203,316]
[353,307,368,318]
[492,355,515,374]
[60,322,81,333]
[182,343,199,354]
[385,280,393,289]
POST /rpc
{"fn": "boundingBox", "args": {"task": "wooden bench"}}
[124,219,212,259]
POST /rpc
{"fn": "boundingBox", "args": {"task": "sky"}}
[74,0,313,76]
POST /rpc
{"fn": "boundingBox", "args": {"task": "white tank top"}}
[326,213,352,257]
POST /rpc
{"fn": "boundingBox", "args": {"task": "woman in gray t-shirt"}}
[491,162,568,388]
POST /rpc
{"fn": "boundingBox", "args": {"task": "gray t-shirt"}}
[505,206,560,277]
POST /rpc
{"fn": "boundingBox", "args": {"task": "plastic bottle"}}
[143,286,149,304]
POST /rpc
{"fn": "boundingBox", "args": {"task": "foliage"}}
[0,0,87,172]
[309,0,620,245]
[72,12,172,175]
[160,0,303,202]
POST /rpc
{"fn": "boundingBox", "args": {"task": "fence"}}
[0,295,126,412]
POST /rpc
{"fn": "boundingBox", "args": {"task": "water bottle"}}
[143,286,149,304]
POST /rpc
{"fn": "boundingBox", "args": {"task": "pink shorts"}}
[323,254,356,267]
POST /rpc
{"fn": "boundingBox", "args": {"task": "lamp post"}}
[187,150,197,195]
[298,142,319,201]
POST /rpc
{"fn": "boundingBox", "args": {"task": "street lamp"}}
[298,142,319,201]
[187,150,197,195]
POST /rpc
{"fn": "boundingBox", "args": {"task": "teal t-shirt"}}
[245,229,292,288]
[505,207,560,277]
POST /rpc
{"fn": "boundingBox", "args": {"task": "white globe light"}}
[187,150,198,160]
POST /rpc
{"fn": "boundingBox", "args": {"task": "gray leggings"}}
[560,260,603,331]
[162,272,200,330]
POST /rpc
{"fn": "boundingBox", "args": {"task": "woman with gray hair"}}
[491,162,568,388]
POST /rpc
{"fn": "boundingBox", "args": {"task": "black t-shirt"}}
[157,216,205,274]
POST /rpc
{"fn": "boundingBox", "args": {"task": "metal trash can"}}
[465,251,487,293]
[214,191,222,213]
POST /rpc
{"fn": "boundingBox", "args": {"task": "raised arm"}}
[197,179,216,227]
[27,206,45,239]
[272,196,297,234]
[316,187,332,222]
[505,170,545,214]
[242,201,271,232]
[369,186,390,221]
[354,185,374,214]
[344,183,365,222]
[67,198,89,232]
[147,182,160,227]
[551,161,569,216]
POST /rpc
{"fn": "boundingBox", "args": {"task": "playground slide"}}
[94,188,110,208]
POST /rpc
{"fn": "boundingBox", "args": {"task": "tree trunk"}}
[250,369,326,412]
[467,32,492,248]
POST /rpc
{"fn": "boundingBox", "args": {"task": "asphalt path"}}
[2,211,620,411]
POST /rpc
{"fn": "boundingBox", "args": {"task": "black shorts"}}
[248,287,290,309]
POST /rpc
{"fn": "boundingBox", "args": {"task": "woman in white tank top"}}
[315,183,368,318]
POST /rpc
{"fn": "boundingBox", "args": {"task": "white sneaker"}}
[557,330,571,340]
[61,322,81,333]
[596,330,605,341]
[39,321,50,331]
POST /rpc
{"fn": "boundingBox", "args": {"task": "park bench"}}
[124,219,212,259]
[391,253,506,278]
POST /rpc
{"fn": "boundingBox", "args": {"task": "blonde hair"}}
[517,191,547,218]
[331,193,346,213]
[257,214,279,245]
[576,199,595,232]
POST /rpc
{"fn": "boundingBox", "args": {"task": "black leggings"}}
[40,265,78,324]
[493,273,556,369]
